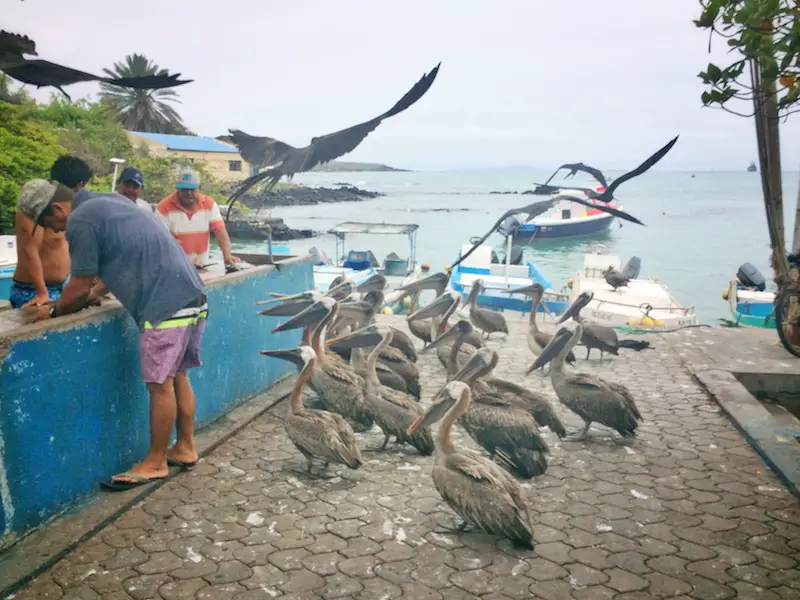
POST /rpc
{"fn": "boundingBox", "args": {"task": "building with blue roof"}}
[126,131,256,181]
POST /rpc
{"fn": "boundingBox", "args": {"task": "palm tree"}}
[99,54,190,134]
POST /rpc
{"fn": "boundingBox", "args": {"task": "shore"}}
[226,184,384,241]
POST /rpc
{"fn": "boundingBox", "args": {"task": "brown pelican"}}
[357,273,388,294]
[422,319,479,377]
[260,346,362,474]
[558,292,650,359]
[410,290,483,347]
[466,280,508,339]
[401,272,452,346]
[406,290,434,346]
[446,349,549,479]
[408,381,534,549]
[527,323,643,440]
[505,283,576,370]
[330,325,434,455]
[603,267,630,291]
[541,162,609,188]
[225,63,441,212]
[0,30,191,104]
[272,298,374,430]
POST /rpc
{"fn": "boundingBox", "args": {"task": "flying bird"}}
[542,162,609,188]
[0,30,192,104]
[531,136,679,204]
[450,196,643,269]
[224,62,441,219]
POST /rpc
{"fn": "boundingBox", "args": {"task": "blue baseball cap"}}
[118,167,144,187]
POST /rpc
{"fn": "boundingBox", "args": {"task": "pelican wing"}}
[287,410,362,467]
[605,379,643,421]
[483,377,567,438]
[465,398,549,453]
[565,372,642,434]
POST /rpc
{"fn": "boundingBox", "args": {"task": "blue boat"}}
[500,189,619,241]
[0,235,17,304]
[447,243,569,314]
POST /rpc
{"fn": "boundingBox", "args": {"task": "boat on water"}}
[747,161,758,173]
[500,187,621,240]
[0,235,16,304]
[724,262,775,328]
[568,253,699,328]
[447,242,569,315]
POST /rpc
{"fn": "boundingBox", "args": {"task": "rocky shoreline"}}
[225,184,383,241]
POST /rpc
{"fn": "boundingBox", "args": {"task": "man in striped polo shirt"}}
[155,167,239,270]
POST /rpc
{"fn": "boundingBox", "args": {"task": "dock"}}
[2,315,800,599]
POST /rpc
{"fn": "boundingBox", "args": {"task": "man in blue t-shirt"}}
[19,179,208,491]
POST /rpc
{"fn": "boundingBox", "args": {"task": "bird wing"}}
[569,163,608,187]
[449,200,557,268]
[604,136,679,198]
[298,62,441,172]
[227,129,297,170]
[2,58,191,90]
[557,194,644,225]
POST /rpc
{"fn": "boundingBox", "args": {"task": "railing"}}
[591,295,696,315]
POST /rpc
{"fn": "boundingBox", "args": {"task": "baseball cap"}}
[176,167,201,189]
[17,179,75,234]
[119,166,144,187]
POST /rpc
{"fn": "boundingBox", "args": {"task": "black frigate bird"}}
[542,162,609,187]
[531,136,679,202]
[223,62,441,220]
[450,136,679,269]
[0,30,192,104]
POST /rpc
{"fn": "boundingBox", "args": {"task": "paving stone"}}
[605,567,650,593]
[122,573,172,600]
[279,568,325,593]
[204,560,253,585]
[354,576,401,599]
[158,577,208,600]
[86,568,138,595]
[448,568,496,595]
[268,547,310,571]
[569,546,611,570]
[566,562,609,586]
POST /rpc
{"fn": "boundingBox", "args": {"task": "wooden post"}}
[793,173,800,254]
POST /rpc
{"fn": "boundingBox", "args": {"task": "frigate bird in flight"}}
[450,136,679,268]
[531,136,679,203]
[543,162,608,188]
[0,30,192,104]
[224,63,441,219]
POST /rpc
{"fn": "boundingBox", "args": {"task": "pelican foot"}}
[434,518,473,535]
[567,422,592,442]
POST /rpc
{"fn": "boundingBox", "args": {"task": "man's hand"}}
[32,304,52,322]
[224,255,241,265]
[22,293,50,308]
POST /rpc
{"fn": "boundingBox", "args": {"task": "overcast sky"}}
[6,0,800,170]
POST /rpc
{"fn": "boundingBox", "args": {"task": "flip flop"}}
[101,471,167,491]
[167,457,198,470]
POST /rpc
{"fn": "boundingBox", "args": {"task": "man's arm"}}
[14,211,49,306]
[208,202,239,266]
[32,275,96,321]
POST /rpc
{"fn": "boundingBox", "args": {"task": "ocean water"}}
[220,168,800,325]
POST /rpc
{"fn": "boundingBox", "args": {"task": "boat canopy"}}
[327,221,419,267]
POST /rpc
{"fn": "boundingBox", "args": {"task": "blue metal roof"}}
[128,131,240,154]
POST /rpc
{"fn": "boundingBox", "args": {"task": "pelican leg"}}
[434,517,473,535]
[364,434,392,452]
[570,421,592,441]
[585,347,591,360]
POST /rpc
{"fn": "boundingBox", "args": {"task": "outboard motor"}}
[503,246,524,265]
[498,215,522,238]
[491,250,500,264]
[308,246,328,266]
[737,262,766,291]
[622,256,642,280]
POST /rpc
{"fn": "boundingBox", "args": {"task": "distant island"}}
[312,161,409,173]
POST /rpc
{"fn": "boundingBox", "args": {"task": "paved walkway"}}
[12,314,800,599]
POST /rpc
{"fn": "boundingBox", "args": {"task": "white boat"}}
[0,235,17,304]
[568,253,699,328]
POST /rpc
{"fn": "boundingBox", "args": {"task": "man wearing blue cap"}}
[116,167,153,214]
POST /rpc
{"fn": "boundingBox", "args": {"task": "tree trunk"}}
[750,56,788,283]
[793,172,800,254]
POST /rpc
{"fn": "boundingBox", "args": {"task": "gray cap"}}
[17,179,74,233]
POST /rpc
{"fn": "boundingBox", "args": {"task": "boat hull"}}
[516,212,615,240]
[728,286,776,328]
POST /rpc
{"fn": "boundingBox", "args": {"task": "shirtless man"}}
[9,156,92,308]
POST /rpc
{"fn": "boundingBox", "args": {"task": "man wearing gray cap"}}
[20,178,209,491]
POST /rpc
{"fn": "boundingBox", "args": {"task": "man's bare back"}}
[12,210,70,292]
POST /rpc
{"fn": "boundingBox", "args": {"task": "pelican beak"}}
[408,293,457,322]
[407,392,457,434]
[450,351,488,383]
[260,347,306,369]
[326,325,384,349]
[422,321,465,354]
[503,283,537,296]
[336,302,373,325]
[525,327,572,374]
[557,293,592,324]
[257,298,316,316]
[255,290,311,306]
[357,274,387,293]
[271,300,331,333]
[326,280,356,300]
[400,272,448,293]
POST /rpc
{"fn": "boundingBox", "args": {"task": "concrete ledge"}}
[694,369,800,500]
[0,375,296,599]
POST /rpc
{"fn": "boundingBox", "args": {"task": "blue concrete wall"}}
[0,260,312,544]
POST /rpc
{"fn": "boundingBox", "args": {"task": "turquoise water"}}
[220,169,800,325]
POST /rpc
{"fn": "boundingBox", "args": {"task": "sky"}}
[6,0,800,171]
